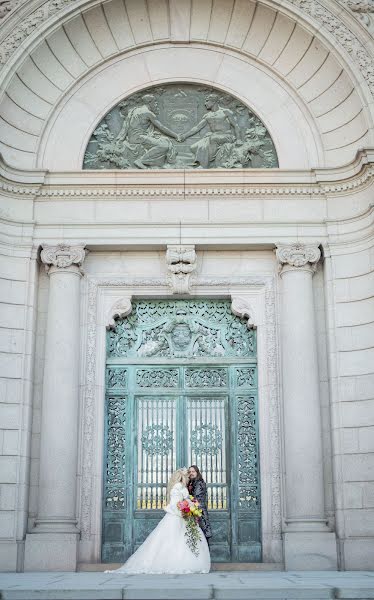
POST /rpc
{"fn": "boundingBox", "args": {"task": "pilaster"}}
[24,244,86,571]
[276,243,338,570]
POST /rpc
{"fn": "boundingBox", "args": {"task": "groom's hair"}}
[189,465,203,480]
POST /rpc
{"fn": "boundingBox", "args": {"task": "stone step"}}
[78,562,284,572]
[1,572,374,600]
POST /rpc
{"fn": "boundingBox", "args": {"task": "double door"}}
[102,362,261,563]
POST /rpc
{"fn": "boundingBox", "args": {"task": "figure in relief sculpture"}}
[83,84,278,170]
[116,94,178,169]
[179,93,242,168]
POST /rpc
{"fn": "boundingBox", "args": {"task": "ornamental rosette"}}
[40,244,86,272]
[276,243,321,274]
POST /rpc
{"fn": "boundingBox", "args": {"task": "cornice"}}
[1,151,374,200]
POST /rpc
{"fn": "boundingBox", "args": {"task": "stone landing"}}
[0,571,374,599]
[78,563,284,572]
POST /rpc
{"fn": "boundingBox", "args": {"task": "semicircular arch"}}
[38,44,324,170]
[0,0,372,170]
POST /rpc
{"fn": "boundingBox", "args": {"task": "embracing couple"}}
[106,466,212,575]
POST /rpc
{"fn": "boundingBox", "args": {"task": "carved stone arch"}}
[0,0,372,170]
[36,48,322,170]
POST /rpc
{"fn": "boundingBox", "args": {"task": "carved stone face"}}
[171,323,192,350]
[151,100,160,115]
[142,94,159,114]
[205,94,218,110]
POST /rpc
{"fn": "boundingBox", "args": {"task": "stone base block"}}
[283,531,338,570]
[0,541,18,572]
[341,538,374,570]
[24,532,78,571]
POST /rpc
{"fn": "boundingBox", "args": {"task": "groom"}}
[188,465,212,546]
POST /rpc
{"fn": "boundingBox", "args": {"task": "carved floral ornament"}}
[40,244,87,273]
[0,1,15,19]
[106,299,256,360]
[341,0,374,33]
[275,242,321,275]
[287,0,374,94]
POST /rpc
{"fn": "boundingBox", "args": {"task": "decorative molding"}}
[287,0,374,95]
[276,242,321,275]
[3,163,374,199]
[1,151,374,200]
[264,279,282,536]
[0,0,77,66]
[0,0,19,21]
[40,243,86,273]
[79,274,282,549]
[106,297,132,330]
[195,277,267,287]
[80,277,97,540]
[0,180,41,195]
[231,296,256,329]
[342,0,374,34]
[166,245,196,294]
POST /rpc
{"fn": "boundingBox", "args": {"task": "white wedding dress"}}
[106,482,211,574]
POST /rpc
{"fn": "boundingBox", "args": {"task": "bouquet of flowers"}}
[177,496,203,556]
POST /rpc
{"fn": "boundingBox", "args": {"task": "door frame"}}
[78,277,282,565]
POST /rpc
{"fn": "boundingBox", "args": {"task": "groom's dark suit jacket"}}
[188,479,212,540]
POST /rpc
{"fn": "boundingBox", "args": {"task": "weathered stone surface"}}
[0,572,374,600]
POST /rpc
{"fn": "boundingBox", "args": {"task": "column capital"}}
[40,244,87,274]
[276,242,321,276]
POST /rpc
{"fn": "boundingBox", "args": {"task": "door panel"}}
[136,395,177,510]
[103,299,260,563]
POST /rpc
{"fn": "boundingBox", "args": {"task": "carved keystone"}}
[166,245,196,294]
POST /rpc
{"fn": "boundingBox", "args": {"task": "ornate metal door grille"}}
[103,300,260,563]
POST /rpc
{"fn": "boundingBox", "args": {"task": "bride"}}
[106,468,211,574]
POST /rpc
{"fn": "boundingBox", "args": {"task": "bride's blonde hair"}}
[166,467,188,502]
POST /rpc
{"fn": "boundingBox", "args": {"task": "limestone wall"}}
[0,237,38,570]
[325,209,374,569]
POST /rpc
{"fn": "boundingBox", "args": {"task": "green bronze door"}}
[102,300,261,563]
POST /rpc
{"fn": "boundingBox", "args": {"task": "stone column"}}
[25,244,86,571]
[276,243,337,570]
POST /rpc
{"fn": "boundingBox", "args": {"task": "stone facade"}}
[0,0,373,573]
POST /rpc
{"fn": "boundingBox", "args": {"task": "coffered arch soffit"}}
[0,0,372,171]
